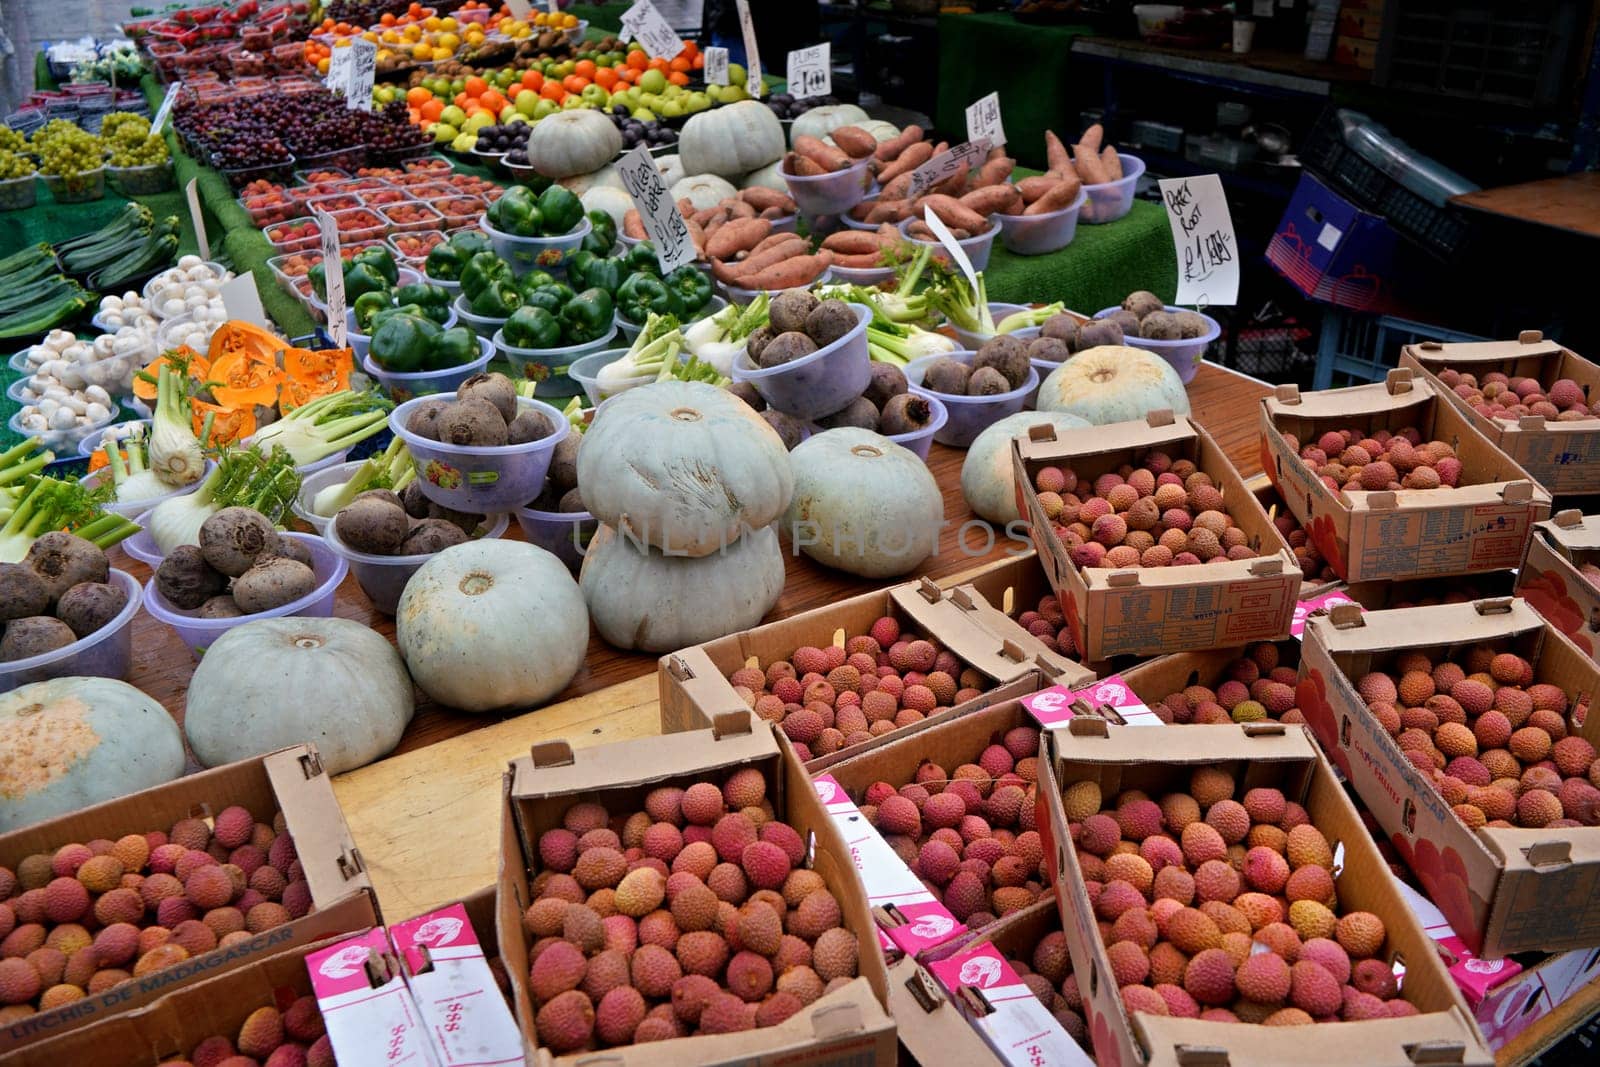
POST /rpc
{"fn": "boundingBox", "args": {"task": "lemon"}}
[437,32,459,51]
[412,43,432,60]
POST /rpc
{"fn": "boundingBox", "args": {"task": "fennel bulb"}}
[149,362,204,487]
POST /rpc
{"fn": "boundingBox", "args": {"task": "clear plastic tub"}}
[898,217,1001,273]
[996,186,1087,256]
[567,348,640,408]
[264,216,322,254]
[266,251,323,297]
[884,393,948,461]
[0,174,39,211]
[292,458,364,535]
[362,335,493,402]
[77,418,149,458]
[492,326,614,397]
[302,191,363,216]
[80,458,213,519]
[323,509,509,614]
[380,200,445,234]
[0,569,142,693]
[783,159,872,217]
[514,503,596,573]
[730,302,872,420]
[1080,152,1145,225]
[327,206,387,243]
[434,193,485,229]
[422,270,461,294]
[240,189,302,226]
[841,200,886,231]
[721,267,833,307]
[345,303,460,361]
[950,302,1043,350]
[118,512,166,568]
[42,167,106,203]
[904,350,1040,448]
[216,154,295,190]
[142,532,348,659]
[7,404,118,453]
[615,295,726,343]
[1095,304,1218,384]
[481,213,590,276]
[108,160,176,196]
[294,449,352,479]
[830,262,897,286]
[451,293,508,338]
[390,393,571,512]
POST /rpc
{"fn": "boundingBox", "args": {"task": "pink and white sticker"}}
[926,943,1094,1066]
[1291,590,1359,639]
[307,929,439,1067]
[390,904,523,1067]
[1022,677,1163,728]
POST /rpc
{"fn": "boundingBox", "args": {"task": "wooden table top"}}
[1451,172,1600,241]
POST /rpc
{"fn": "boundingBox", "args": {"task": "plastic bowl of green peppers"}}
[480,183,592,276]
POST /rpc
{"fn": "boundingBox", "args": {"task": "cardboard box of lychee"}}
[1260,369,1551,583]
[0,745,377,1056]
[1011,411,1301,661]
[1111,641,1310,727]
[1247,475,1341,595]
[657,553,1092,772]
[494,719,897,1063]
[1399,331,1600,495]
[1037,722,1494,1067]
[1300,597,1600,959]
[1516,510,1600,669]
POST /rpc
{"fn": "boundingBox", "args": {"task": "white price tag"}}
[1158,174,1239,306]
[345,39,376,112]
[964,92,1006,149]
[219,273,269,329]
[615,146,696,274]
[1316,222,1343,251]
[324,43,354,95]
[922,207,979,295]
[621,0,684,59]
[734,0,762,97]
[906,139,990,199]
[505,0,532,17]
[151,84,179,136]
[316,209,348,347]
[786,42,830,99]
[184,177,210,261]
[704,46,729,86]
[548,0,560,13]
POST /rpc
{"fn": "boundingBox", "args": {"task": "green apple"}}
[451,132,477,152]
[728,62,746,85]
[686,93,712,113]
[719,84,748,103]
[464,112,495,133]
[440,104,467,127]
[498,104,519,123]
[639,68,667,94]
[505,113,529,126]
[706,84,722,102]
[640,92,660,110]
[450,77,466,94]
[632,107,657,122]
[533,98,559,120]
[561,95,586,110]
[514,89,540,116]
[432,121,458,144]
[660,99,685,118]
[581,84,609,107]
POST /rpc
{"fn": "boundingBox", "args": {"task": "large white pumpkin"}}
[655,153,686,189]
[740,161,786,193]
[529,110,623,179]
[671,174,738,211]
[397,541,589,713]
[581,185,634,229]
[0,678,184,832]
[679,101,785,179]
[1037,346,1191,425]
[561,164,624,197]
[782,428,943,578]
[961,411,1093,525]
[581,524,785,652]
[578,381,793,558]
[185,617,414,776]
[791,103,870,147]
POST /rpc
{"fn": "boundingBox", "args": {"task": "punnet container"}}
[363,334,494,402]
[323,510,510,614]
[1094,304,1219,384]
[905,349,1039,448]
[730,302,872,420]
[389,393,570,513]
[1080,152,1145,224]
[481,213,590,276]
[783,159,872,217]
[0,569,142,693]
[883,392,948,461]
[996,186,1087,255]
[514,504,597,573]
[897,217,1001,272]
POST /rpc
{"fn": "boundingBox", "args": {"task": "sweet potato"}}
[874,124,923,163]
[783,151,827,177]
[960,184,1022,217]
[880,173,914,201]
[690,205,718,227]
[848,201,875,221]
[707,218,772,260]
[919,194,988,233]
[795,134,852,172]
[821,230,886,255]
[831,125,877,160]
[831,252,890,269]
[685,217,707,258]
[703,216,726,238]
[930,141,949,158]
[740,252,831,290]
[1102,146,1123,181]
[722,237,808,280]
[759,205,788,220]
[1016,176,1060,204]
[677,198,697,218]
[623,210,646,239]
[876,223,902,241]
[876,141,934,184]
[974,157,1015,188]
[1045,131,1072,173]
[728,199,757,219]
[1073,143,1109,185]
[1024,178,1082,215]
[1080,123,1104,153]
[739,187,791,212]
[867,198,911,224]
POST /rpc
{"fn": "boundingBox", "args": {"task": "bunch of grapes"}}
[0,127,26,153]
[0,149,37,179]
[103,113,169,167]
[33,123,103,177]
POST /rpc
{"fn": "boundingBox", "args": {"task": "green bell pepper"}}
[538,281,576,307]
[625,240,661,276]
[521,287,565,316]
[427,326,479,370]
[567,250,598,291]
[615,272,680,325]
[424,242,466,281]
[353,290,392,334]
[448,230,492,258]
[369,312,440,374]
[469,281,522,319]
[517,270,558,302]
[581,257,625,296]
[503,305,562,350]
[581,209,617,254]
[343,262,391,303]
[394,283,451,324]
[537,185,583,236]
[460,252,513,301]
[487,185,543,238]
[560,288,614,345]
[664,265,713,315]
[352,246,399,287]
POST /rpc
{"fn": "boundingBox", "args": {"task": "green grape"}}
[0,150,37,179]
[108,133,168,167]
[0,128,25,153]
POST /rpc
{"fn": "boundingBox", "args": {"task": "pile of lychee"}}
[1067,766,1412,1025]
[1436,368,1596,423]
[0,808,309,1020]
[164,995,329,1067]
[996,914,1092,1052]
[521,769,859,1052]
[1016,592,1079,658]
[725,617,993,760]
[1353,646,1600,828]
[1283,426,1464,493]
[1263,490,1334,583]
[1031,451,1262,571]
[860,725,1048,928]
[1147,642,1306,725]
[1578,560,1600,593]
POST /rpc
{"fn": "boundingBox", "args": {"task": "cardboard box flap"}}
[944,581,1095,686]
[1264,373,1438,420]
[1540,510,1600,552]
[1133,1009,1489,1067]
[1480,825,1600,874]
[1080,553,1290,591]
[1016,411,1194,466]
[659,646,754,720]
[1406,335,1566,365]
[1048,722,1316,767]
[888,580,1037,683]
[509,723,778,799]
[1304,598,1546,656]
[262,746,373,907]
[885,958,1001,1066]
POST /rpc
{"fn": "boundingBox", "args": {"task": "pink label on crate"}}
[391,904,523,1067]
[1022,679,1164,727]
[307,930,439,1067]
[1020,685,1076,726]
[885,901,962,956]
[926,944,1094,1067]
[1292,590,1359,639]
[308,928,392,999]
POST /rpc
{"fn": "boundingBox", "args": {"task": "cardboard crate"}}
[657,553,1093,772]
[15,888,510,1066]
[495,719,897,1065]
[1012,412,1300,661]
[1517,510,1600,667]
[1300,598,1600,957]
[1399,331,1600,496]
[0,745,378,1056]
[1038,723,1493,1067]
[1246,474,1342,597]
[1260,369,1551,582]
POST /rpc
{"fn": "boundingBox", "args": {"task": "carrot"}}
[867,198,911,224]
[707,218,772,260]
[960,185,1020,217]
[874,124,923,162]
[783,151,827,177]
[1016,176,1060,204]
[821,230,885,255]
[876,141,933,184]
[974,157,1015,188]
[831,126,877,160]
[795,135,852,172]
[723,237,808,280]
[1045,130,1072,173]
[1080,123,1104,153]
[623,210,646,239]
[739,187,790,212]
[1024,178,1083,215]
[919,194,988,233]
[1101,146,1123,181]
[740,252,831,290]
[1074,143,1109,185]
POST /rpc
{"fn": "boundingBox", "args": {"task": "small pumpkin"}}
[961,411,1092,525]
[396,540,588,713]
[1036,345,1191,425]
[791,103,871,147]
[185,617,414,776]
[577,381,793,558]
[0,678,185,832]
[655,153,686,189]
[679,101,785,179]
[528,110,624,180]
[559,163,624,197]
[671,174,738,211]
[740,161,786,193]
[580,186,634,230]
[783,428,943,578]
[581,524,785,652]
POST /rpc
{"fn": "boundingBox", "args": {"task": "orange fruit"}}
[562,75,588,93]
[540,81,565,101]
[668,71,689,86]
[406,86,431,107]
[464,75,488,96]
[593,67,618,89]
[574,59,596,79]
[419,98,444,121]
[520,69,543,90]
[626,49,648,70]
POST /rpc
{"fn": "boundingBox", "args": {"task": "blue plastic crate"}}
[1313,310,1484,389]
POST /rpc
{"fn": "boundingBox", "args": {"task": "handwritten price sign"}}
[906,139,989,199]
[151,84,179,135]
[346,39,376,112]
[786,43,830,99]
[1158,174,1238,306]
[735,0,763,97]
[704,46,729,86]
[616,146,695,273]
[621,0,683,60]
[964,92,1006,149]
